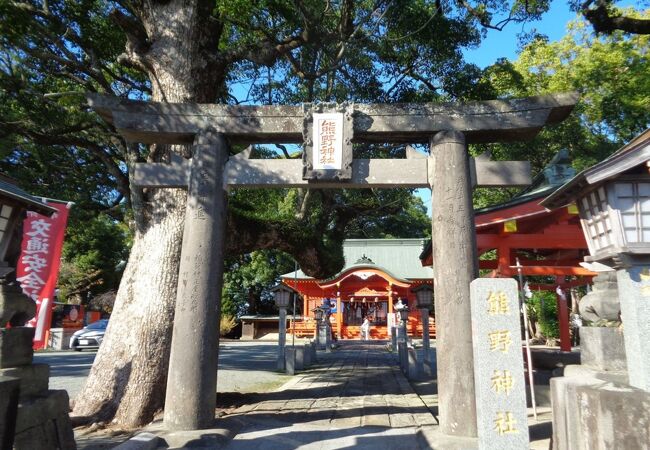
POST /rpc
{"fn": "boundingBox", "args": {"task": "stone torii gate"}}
[88,93,577,438]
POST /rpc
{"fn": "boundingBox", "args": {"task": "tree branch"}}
[2,121,130,200]
[455,0,514,31]
[581,1,650,34]
[109,8,151,54]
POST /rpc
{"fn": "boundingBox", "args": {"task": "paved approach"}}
[77,340,549,449]
[212,341,463,450]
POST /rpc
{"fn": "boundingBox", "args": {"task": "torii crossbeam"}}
[87,92,578,438]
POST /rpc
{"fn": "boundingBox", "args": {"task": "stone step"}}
[0,364,49,398]
[14,389,75,450]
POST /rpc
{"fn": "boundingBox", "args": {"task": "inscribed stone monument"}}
[470,278,529,449]
[616,265,650,391]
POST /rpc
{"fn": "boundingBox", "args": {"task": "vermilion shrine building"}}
[421,151,596,349]
[281,239,434,339]
[285,152,597,346]
[421,151,593,280]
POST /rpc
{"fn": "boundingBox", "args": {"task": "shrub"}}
[528,290,560,340]
[220,314,237,337]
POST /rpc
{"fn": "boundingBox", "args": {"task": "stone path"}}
[77,340,552,449]
[220,341,441,450]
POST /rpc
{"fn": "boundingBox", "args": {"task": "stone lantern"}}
[395,298,409,326]
[394,299,409,371]
[412,284,433,363]
[271,284,295,371]
[542,129,650,391]
[312,306,323,321]
[313,301,332,352]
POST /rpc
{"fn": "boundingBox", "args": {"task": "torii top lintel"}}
[87,92,578,146]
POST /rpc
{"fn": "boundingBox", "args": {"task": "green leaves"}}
[58,211,130,301]
[504,14,649,143]
[528,289,560,339]
[474,13,649,210]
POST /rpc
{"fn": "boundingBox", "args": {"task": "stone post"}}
[285,347,296,375]
[615,259,650,391]
[295,346,305,370]
[310,341,317,362]
[470,279,529,448]
[303,343,312,366]
[319,313,332,352]
[420,308,431,364]
[163,131,229,430]
[317,320,327,349]
[430,130,478,437]
[398,317,408,373]
[407,347,419,380]
[325,319,332,353]
[277,307,287,371]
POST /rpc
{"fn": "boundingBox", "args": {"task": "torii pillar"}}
[163,130,229,430]
[430,131,479,436]
[86,91,578,437]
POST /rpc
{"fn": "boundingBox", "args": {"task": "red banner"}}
[16,202,70,349]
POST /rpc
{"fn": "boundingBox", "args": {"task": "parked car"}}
[69,319,109,351]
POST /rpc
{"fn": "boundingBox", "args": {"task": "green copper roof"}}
[281,238,433,281]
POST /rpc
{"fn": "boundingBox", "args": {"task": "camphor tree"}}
[573,0,650,35]
[472,10,649,209]
[2,0,646,428]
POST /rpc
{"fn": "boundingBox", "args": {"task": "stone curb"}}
[150,416,246,449]
[113,432,161,450]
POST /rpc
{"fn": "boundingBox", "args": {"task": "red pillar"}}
[497,244,510,277]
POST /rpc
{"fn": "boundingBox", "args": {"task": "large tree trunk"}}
[71,0,343,427]
[72,0,221,427]
[71,191,185,425]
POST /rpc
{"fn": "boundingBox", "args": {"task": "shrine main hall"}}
[281,238,434,340]
[279,152,595,344]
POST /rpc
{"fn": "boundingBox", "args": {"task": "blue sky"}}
[416,2,587,215]
[234,3,635,217]
[463,2,579,68]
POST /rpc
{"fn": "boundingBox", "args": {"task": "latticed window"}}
[0,204,13,246]
[613,182,650,243]
[580,187,614,251]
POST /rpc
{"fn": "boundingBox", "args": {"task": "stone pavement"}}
[208,341,462,450]
[90,340,552,449]
[141,341,449,449]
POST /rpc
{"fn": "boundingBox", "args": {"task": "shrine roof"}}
[542,128,650,209]
[281,238,433,282]
[419,149,578,261]
[0,177,57,216]
[475,149,575,216]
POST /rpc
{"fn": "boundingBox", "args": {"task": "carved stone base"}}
[552,377,650,450]
[0,327,34,368]
[580,326,627,371]
[0,376,19,449]
[14,390,76,450]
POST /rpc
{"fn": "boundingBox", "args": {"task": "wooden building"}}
[281,153,594,346]
[281,239,434,340]
[420,151,596,350]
